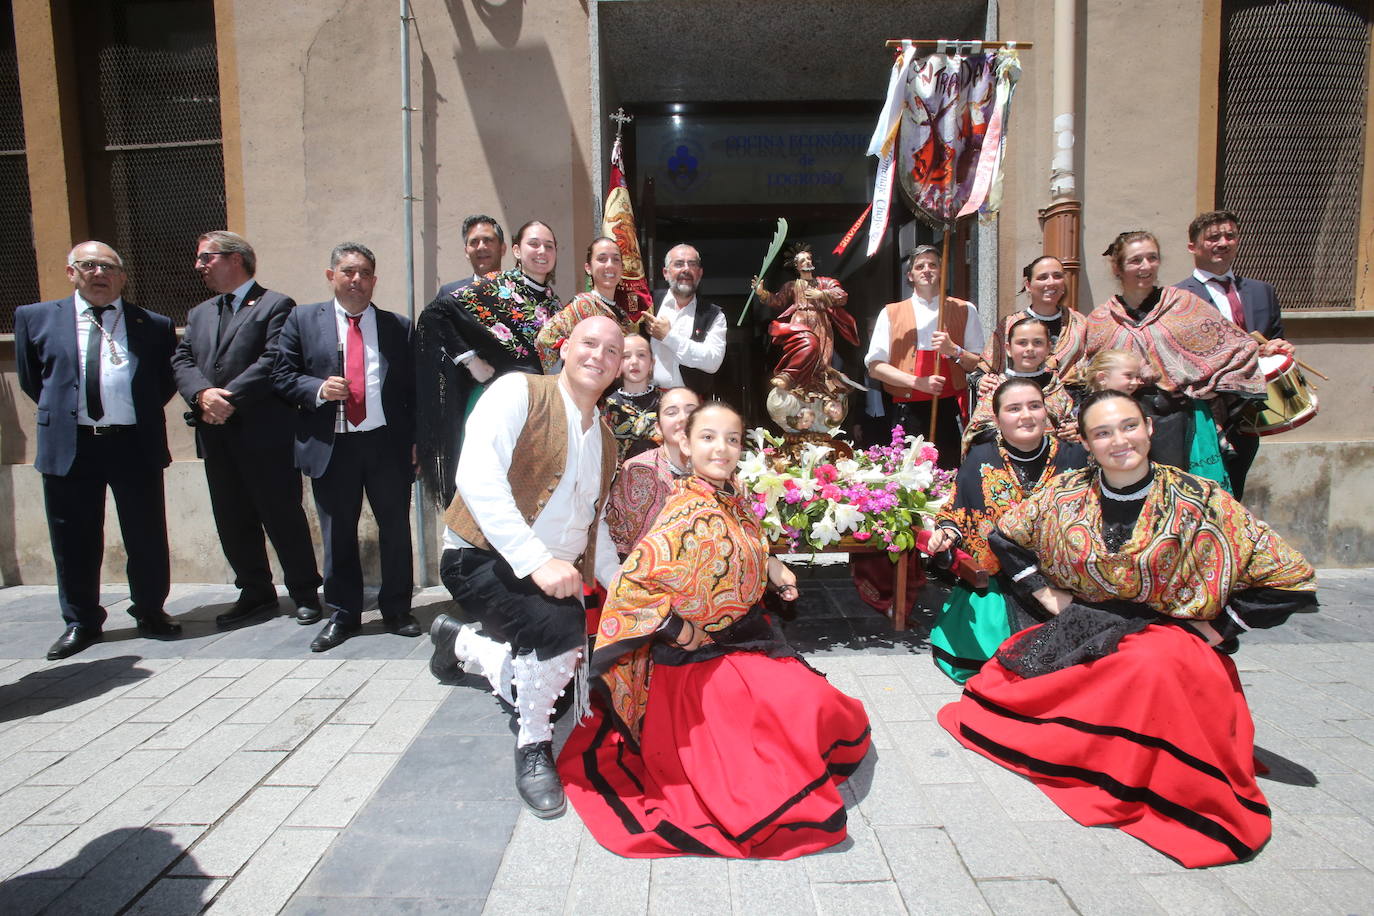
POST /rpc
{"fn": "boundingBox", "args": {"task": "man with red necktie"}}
[1173,209,1294,499]
[273,242,418,652]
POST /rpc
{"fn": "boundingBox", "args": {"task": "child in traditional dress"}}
[1082,349,1144,394]
[963,316,1077,456]
[603,332,660,461]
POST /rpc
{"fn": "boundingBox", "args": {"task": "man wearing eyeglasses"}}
[172,231,323,629]
[643,244,726,394]
[14,241,179,660]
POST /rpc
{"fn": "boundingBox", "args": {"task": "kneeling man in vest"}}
[866,245,984,468]
[430,316,622,817]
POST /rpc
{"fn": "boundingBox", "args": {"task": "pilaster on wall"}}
[214,0,246,234]
[1196,0,1222,212]
[13,0,86,294]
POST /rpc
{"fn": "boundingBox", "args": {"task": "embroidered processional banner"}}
[865,42,1021,253]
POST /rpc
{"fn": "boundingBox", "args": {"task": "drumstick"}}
[1249,331,1329,381]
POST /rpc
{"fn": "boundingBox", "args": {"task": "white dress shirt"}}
[74,292,136,425]
[864,294,985,368]
[650,292,727,388]
[319,301,386,431]
[1191,268,1241,321]
[443,373,619,588]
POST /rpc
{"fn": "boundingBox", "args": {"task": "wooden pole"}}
[929,226,952,433]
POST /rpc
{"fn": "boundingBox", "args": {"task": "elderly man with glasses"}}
[172,231,323,630]
[14,241,179,660]
[642,244,727,395]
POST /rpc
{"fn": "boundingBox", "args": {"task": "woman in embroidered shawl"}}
[535,236,640,370]
[449,219,562,380]
[980,255,1088,376]
[938,390,1317,868]
[962,316,1078,458]
[557,403,872,859]
[928,378,1086,683]
[1082,231,1261,485]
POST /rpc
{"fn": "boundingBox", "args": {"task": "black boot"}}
[514,741,565,818]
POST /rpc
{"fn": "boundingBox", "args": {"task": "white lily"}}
[810,513,842,547]
[831,501,864,534]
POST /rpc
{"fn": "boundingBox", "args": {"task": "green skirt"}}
[930,578,1009,684]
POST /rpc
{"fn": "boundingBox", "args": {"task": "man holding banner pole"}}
[865,245,982,468]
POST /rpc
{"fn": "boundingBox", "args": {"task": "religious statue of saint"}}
[753,243,861,432]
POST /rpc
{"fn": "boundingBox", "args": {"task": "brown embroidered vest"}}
[880,296,974,403]
[443,374,618,580]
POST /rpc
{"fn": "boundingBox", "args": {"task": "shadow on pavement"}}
[0,655,150,724]
[0,825,211,915]
[1254,745,1319,787]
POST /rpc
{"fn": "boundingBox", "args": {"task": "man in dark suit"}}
[272,242,418,652]
[172,231,322,628]
[14,241,180,660]
[1173,209,1295,499]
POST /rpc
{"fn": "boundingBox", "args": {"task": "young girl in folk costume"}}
[927,378,1087,683]
[1081,348,1144,395]
[939,390,1316,867]
[1084,230,1259,488]
[558,402,872,859]
[603,333,660,462]
[535,237,641,370]
[962,316,1077,457]
[604,386,700,558]
[981,255,1089,376]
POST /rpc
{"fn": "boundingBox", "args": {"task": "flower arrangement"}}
[737,425,954,556]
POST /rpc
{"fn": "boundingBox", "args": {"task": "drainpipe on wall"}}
[1038,0,1084,309]
[400,0,429,586]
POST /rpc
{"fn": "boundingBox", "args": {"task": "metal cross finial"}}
[610,107,633,141]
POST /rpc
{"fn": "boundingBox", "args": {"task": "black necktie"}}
[216,293,235,346]
[86,305,112,421]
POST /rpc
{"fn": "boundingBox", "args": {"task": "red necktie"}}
[1212,277,1247,330]
[345,314,367,426]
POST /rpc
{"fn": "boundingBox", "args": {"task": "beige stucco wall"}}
[231,0,596,323]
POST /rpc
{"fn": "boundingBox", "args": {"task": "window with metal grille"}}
[0,2,40,333]
[1219,0,1370,312]
[74,0,225,326]
[1220,0,1368,311]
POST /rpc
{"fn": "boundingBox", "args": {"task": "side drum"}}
[1238,354,1319,436]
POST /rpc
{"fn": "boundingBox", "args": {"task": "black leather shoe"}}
[429,614,464,681]
[514,741,565,818]
[216,596,280,629]
[293,596,323,625]
[47,625,103,661]
[310,621,358,653]
[134,610,182,639]
[383,614,422,637]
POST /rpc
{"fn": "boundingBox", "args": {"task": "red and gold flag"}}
[603,136,654,321]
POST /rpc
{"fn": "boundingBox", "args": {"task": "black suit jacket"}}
[1173,274,1284,340]
[171,281,298,457]
[271,301,415,479]
[14,296,176,476]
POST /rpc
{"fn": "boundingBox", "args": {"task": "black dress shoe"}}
[383,614,422,637]
[429,614,464,681]
[292,596,323,626]
[515,741,565,818]
[47,625,103,661]
[134,610,182,639]
[216,596,280,629]
[310,621,358,653]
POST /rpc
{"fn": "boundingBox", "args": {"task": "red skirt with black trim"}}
[557,653,871,859]
[937,623,1270,868]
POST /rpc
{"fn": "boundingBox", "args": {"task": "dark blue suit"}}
[1173,273,1285,499]
[14,296,176,628]
[272,301,415,623]
[172,282,321,605]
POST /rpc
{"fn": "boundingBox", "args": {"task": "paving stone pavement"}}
[0,571,1369,914]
